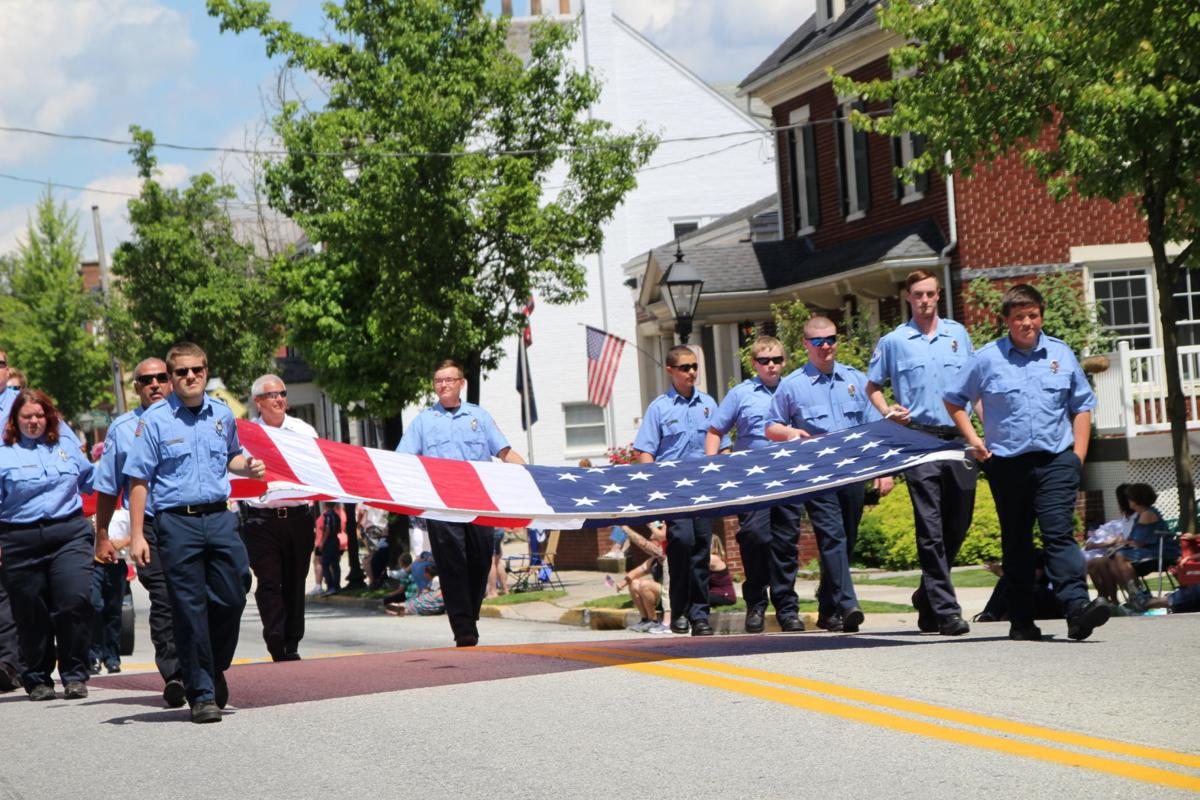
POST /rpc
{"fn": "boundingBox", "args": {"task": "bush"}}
[856,475,1002,569]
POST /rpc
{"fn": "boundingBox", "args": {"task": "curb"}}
[559,607,820,634]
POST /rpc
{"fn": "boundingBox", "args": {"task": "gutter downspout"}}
[940,150,958,320]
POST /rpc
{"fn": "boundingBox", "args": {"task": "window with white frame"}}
[1175,270,1200,347]
[1092,268,1155,349]
[787,107,820,234]
[836,99,871,219]
[816,0,846,28]
[890,111,928,201]
[563,402,606,450]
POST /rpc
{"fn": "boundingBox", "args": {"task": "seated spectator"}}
[604,526,630,559]
[411,551,435,592]
[708,537,737,610]
[386,564,444,616]
[617,522,668,633]
[381,553,415,605]
[486,527,508,599]
[1088,483,1179,604]
[357,505,390,587]
[1128,582,1200,614]
[1083,483,1135,564]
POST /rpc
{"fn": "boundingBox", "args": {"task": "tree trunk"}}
[382,412,404,451]
[466,350,482,405]
[1149,234,1197,534]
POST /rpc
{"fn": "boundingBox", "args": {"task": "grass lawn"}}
[482,590,567,606]
[331,586,392,599]
[861,568,999,589]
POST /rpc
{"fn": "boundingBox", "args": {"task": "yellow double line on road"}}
[493,643,1200,792]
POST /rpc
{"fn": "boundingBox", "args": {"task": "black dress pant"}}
[0,573,23,674]
[241,506,315,659]
[906,458,977,617]
[665,516,713,624]
[984,449,1090,625]
[426,520,492,642]
[137,516,182,683]
[804,485,865,618]
[737,503,802,617]
[0,516,95,689]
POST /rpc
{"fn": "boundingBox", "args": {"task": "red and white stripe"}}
[587,330,624,407]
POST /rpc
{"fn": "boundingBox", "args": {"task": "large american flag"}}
[234,419,966,529]
[585,325,625,407]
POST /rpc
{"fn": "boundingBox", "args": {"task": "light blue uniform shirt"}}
[769,362,881,436]
[0,386,83,450]
[943,333,1095,457]
[634,387,727,461]
[867,318,974,427]
[123,393,241,509]
[94,405,155,515]
[708,377,779,451]
[0,435,94,523]
[397,402,509,461]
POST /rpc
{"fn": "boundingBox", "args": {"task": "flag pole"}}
[519,333,535,464]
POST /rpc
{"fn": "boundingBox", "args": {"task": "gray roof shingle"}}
[739,1,881,90]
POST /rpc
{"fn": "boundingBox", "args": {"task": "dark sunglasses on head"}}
[754,356,785,366]
[257,390,287,400]
[172,366,206,378]
[671,363,699,372]
[807,335,838,347]
[135,373,170,386]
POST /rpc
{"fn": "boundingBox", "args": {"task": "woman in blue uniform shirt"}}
[0,389,96,700]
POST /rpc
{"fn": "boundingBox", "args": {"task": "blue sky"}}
[0,0,806,257]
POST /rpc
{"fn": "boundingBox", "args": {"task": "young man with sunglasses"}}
[241,374,319,662]
[124,342,266,723]
[865,270,976,637]
[93,358,185,707]
[634,345,729,636]
[705,336,804,633]
[765,316,891,633]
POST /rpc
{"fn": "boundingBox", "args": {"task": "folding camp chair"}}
[505,530,565,592]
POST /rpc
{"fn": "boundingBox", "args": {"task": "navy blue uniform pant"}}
[665,516,713,624]
[804,485,865,618]
[156,509,250,705]
[426,521,491,642]
[907,458,977,617]
[984,449,1090,624]
[737,503,802,617]
[241,507,315,659]
[0,516,95,689]
[137,516,182,683]
[0,573,23,675]
[90,560,126,669]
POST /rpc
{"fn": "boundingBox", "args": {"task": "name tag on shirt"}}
[164,437,185,445]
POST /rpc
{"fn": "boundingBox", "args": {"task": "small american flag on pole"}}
[586,326,625,407]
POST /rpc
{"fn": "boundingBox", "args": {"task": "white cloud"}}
[0,0,196,165]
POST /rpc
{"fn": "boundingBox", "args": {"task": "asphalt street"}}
[2,582,1197,800]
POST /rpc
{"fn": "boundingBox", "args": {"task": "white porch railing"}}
[1092,341,1200,437]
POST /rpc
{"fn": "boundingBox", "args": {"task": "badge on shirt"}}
[215,419,224,436]
[703,407,710,418]
[470,418,479,431]
[134,420,145,438]
[58,448,69,461]
[951,340,959,353]
[847,384,857,397]
[102,438,112,454]
[1050,360,1059,374]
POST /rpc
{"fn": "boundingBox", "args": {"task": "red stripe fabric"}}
[237,420,303,484]
[315,437,393,502]
[419,456,499,513]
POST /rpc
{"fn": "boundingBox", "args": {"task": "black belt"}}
[909,422,961,440]
[160,502,228,517]
[0,512,82,532]
[244,505,311,519]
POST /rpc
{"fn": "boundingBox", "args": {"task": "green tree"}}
[206,0,657,416]
[0,189,112,420]
[835,0,1200,531]
[737,299,882,377]
[108,127,284,393]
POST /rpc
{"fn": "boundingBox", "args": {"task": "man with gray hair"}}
[242,373,319,661]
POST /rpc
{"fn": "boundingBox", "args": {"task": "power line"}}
[0,171,267,209]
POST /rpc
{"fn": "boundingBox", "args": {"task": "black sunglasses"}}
[257,390,287,400]
[807,335,838,347]
[754,356,785,366]
[671,363,699,372]
[135,373,170,386]
[172,366,207,378]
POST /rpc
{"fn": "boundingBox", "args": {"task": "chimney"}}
[559,0,570,12]
[501,0,512,15]
[531,0,542,14]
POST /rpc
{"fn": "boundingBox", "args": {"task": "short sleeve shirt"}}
[0,436,94,523]
[634,387,726,461]
[867,318,974,426]
[122,393,242,509]
[708,377,778,451]
[943,333,1095,457]
[94,406,153,514]
[396,402,509,462]
[769,362,881,436]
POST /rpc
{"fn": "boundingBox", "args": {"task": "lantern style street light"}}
[659,241,704,344]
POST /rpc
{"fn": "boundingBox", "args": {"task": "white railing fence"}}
[1092,341,1200,437]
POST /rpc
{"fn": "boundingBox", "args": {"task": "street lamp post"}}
[659,241,704,344]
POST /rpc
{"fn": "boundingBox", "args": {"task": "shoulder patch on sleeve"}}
[870,347,881,363]
[134,419,145,437]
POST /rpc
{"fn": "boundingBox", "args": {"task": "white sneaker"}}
[646,622,672,634]
[628,619,653,633]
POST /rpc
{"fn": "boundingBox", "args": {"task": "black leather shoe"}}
[912,590,938,633]
[28,684,55,701]
[778,615,805,633]
[214,672,228,709]
[279,652,302,662]
[163,679,187,709]
[63,682,88,699]
[191,701,222,724]
[744,608,766,633]
[0,661,19,693]
[455,635,479,647]
[670,617,690,635]
[1008,623,1043,641]
[1067,597,1111,641]
[816,613,844,632]
[938,614,970,636]
[841,607,865,633]
[690,619,714,637]
[972,611,1001,623]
